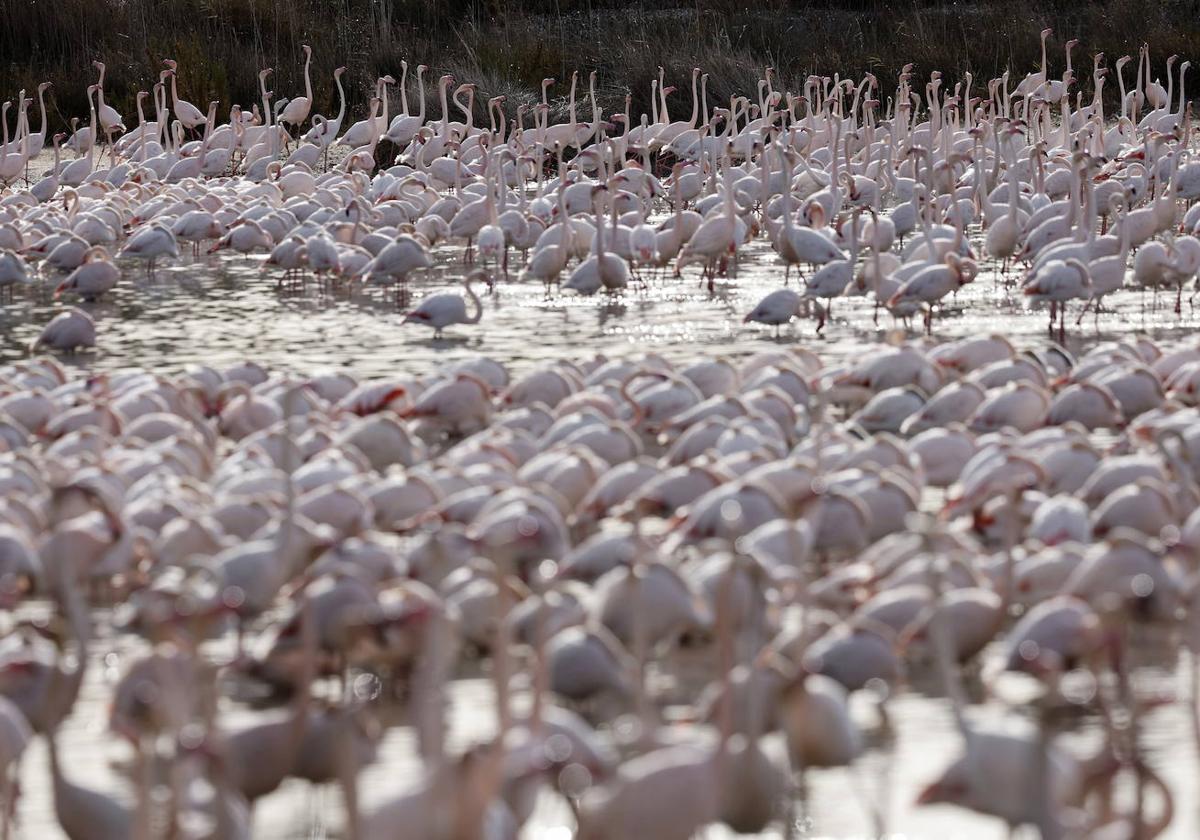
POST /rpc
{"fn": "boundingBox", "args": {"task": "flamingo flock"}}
[0,329,1197,837]
[0,26,1197,840]
[0,33,1193,348]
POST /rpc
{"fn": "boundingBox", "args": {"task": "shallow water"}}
[5,175,1200,838]
[4,232,1200,381]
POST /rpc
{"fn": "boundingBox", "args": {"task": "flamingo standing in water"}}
[743,288,808,336]
[1023,257,1091,340]
[403,269,492,338]
[55,246,119,300]
[31,308,96,353]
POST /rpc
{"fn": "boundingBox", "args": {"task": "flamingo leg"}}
[1076,296,1092,326]
[0,761,15,840]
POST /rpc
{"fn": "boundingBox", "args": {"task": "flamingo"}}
[888,252,979,334]
[743,288,807,336]
[403,269,491,338]
[163,60,207,131]
[31,308,96,353]
[55,246,119,300]
[278,44,314,136]
[565,186,630,294]
[0,99,29,187]
[361,234,433,296]
[92,61,127,141]
[118,221,180,276]
[677,166,742,289]
[59,87,98,188]
[0,250,32,301]
[384,63,428,147]
[1023,257,1091,340]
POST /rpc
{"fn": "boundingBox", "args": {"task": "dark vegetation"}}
[4,0,1200,132]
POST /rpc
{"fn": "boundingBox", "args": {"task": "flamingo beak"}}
[916,780,945,805]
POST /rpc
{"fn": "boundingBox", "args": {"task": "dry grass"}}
[3,0,1200,134]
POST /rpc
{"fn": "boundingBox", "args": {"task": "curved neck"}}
[465,279,484,323]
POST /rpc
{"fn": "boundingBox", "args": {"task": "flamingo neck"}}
[334,74,346,123]
[37,86,48,135]
[689,72,700,126]
[465,279,484,323]
[416,69,426,121]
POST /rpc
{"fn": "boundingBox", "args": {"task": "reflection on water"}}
[4,232,1200,838]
